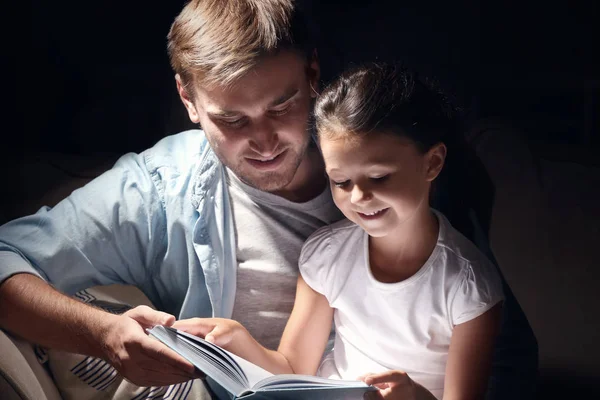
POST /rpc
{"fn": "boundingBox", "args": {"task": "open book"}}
[148,325,376,399]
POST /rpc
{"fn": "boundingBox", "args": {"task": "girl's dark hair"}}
[315,62,482,238]
[314,62,461,153]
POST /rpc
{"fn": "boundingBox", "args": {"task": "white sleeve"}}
[450,260,505,325]
[298,225,335,301]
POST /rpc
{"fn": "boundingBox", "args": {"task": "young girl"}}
[174,62,504,400]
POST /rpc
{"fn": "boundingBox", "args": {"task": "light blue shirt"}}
[0,129,540,396]
[0,130,236,319]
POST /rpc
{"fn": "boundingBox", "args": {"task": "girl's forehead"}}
[321,133,421,167]
[320,132,417,153]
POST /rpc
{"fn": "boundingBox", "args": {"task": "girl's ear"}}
[425,143,447,182]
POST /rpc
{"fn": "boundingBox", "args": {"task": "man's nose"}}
[350,183,373,204]
[250,121,279,156]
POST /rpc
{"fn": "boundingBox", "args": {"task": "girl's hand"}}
[173,317,291,375]
[360,371,437,400]
[172,317,248,349]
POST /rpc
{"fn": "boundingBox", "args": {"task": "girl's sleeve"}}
[450,259,505,325]
[297,225,335,301]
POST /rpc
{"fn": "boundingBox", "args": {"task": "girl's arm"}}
[360,303,501,400]
[277,275,334,375]
[172,275,333,375]
[443,303,502,400]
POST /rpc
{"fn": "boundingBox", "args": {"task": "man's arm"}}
[0,273,197,386]
[0,151,202,385]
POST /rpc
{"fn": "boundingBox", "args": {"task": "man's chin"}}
[239,171,294,192]
[229,148,306,193]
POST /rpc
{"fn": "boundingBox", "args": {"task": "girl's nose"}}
[350,184,373,204]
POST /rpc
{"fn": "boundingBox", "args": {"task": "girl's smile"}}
[320,132,443,239]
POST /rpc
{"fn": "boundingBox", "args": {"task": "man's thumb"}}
[125,305,176,328]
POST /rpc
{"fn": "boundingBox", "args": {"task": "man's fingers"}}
[136,358,198,380]
[141,335,197,375]
[125,305,176,328]
[123,367,195,387]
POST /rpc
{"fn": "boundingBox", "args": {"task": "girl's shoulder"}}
[299,219,363,266]
[299,219,365,297]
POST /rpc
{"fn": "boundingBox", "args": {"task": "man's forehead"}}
[198,50,308,113]
[202,84,300,115]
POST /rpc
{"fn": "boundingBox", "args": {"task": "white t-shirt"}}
[299,210,504,399]
[227,169,342,350]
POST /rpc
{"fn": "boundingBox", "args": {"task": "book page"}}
[169,328,273,387]
[225,350,274,388]
[254,374,371,390]
[239,385,377,400]
[148,326,248,395]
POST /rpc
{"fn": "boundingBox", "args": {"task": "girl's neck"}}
[368,207,439,283]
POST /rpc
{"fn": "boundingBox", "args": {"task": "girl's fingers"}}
[172,318,218,337]
[205,324,235,347]
[363,370,410,385]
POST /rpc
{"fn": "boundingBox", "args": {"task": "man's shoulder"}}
[142,130,211,172]
[116,129,223,205]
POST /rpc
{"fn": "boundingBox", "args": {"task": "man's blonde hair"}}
[167,0,312,90]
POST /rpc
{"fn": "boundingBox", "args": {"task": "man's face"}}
[178,50,319,192]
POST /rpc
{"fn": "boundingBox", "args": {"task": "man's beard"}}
[219,140,309,193]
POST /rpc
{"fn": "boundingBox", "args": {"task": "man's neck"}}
[272,145,327,203]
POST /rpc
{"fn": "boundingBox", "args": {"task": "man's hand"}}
[360,371,437,400]
[101,305,200,386]
[0,275,200,386]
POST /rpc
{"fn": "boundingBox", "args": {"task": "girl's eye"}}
[370,174,390,183]
[332,179,350,188]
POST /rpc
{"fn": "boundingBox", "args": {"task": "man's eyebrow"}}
[207,108,239,117]
[268,89,299,107]
[207,89,300,117]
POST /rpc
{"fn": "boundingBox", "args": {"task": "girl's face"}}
[320,132,445,237]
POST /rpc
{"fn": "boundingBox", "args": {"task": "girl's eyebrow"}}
[325,166,343,174]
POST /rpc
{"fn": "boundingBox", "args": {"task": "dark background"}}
[5,0,598,158]
[2,0,599,398]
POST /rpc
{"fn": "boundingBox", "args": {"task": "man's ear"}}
[307,49,320,98]
[176,74,200,124]
[425,143,447,182]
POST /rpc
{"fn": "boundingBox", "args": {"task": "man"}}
[0,0,536,398]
